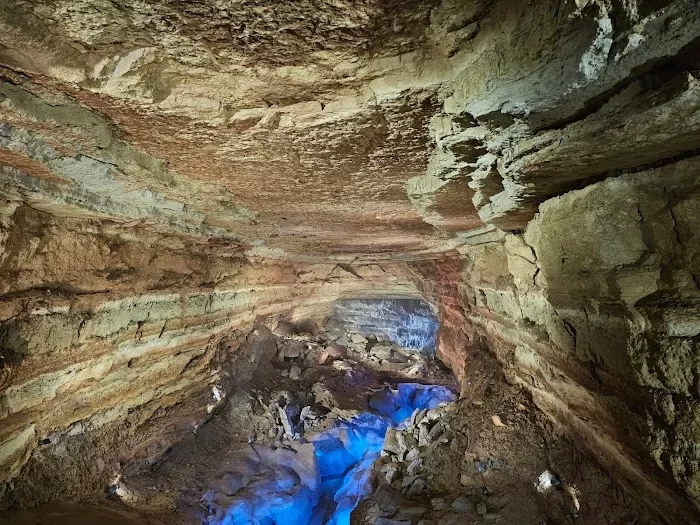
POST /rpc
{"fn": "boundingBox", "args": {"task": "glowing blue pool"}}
[204,384,455,525]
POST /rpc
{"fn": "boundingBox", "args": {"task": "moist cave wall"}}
[0,0,699,523]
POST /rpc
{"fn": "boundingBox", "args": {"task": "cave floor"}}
[1,325,659,525]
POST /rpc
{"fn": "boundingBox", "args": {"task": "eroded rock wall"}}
[416,160,700,522]
[0,202,418,507]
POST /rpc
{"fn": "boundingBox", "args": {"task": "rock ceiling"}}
[0,0,699,262]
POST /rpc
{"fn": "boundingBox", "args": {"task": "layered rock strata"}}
[0,0,698,523]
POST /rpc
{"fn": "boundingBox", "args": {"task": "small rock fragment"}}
[350,333,368,345]
[431,497,450,511]
[402,475,419,488]
[406,448,420,461]
[381,463,401,483]
[492,415,506,427]
[383,428,401,455]
[284,340,304,359]
[535,470,561,492]
[452,495,472,513]
[406,477,426,496]
[277,406,294,438]
[406,457,423,476]
[418,423,430,446]
[326,342,347,359]
[426,422,445,443]
[397,430,418,454]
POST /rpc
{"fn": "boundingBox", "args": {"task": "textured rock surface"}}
[1,0,695,258]
[0,209,418,496]
[0,0,699,522]
[424,162,700,521]
[329,298,439,351]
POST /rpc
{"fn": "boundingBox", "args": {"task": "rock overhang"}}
[2,0,698,262]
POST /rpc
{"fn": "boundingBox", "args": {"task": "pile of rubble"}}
[343,333,427,376]
[355,485,501,525]
[234,321,452,448]
[244,383,359,444]
[355,403,510,525]
[376,406,453,497]
[271,319,433,382]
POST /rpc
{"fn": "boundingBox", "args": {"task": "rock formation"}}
[0,0,698,523]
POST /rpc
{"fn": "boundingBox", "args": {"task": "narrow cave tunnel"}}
[0,1,699,525]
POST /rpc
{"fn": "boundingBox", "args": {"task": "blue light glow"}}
[203,384,455,525]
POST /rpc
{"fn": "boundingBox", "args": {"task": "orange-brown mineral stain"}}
[0,148,68,185]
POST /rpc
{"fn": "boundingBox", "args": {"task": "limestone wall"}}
[0,203,418,506]
[420,159,700,521]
